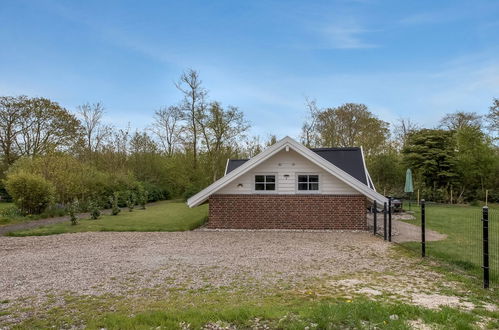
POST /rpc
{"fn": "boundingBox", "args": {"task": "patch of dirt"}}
[411,293,475,310]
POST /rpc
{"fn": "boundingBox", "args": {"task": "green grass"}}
[8,287,490,330]
[7,200,208,236]
[0,202,19,226]
[402,203,499,285]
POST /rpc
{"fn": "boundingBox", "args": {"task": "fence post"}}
[483,206,489,289]
[373,200,377,235]
[383,202,387,241]
[421,199,426,258]
[388,197,392,242]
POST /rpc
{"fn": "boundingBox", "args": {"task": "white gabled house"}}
[188,136,387,229]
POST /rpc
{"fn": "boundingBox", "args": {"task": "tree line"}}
[0,69,498,214]
[301,99,499,203]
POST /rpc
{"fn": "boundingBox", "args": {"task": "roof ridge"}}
[311,147,360,151]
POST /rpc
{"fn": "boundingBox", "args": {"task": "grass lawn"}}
[11,289,489,330]
[0,202,19,226]
[7,200,208,236]
[402,203,499,285]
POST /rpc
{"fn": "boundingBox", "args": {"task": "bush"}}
[89,200,100,220]
[137,187,148,210]
[142,182,169,202]
[126,193,135,212]
[110,193,121,216]
[68,199,79,225]
[183,184,202,201]
[4,172,55,214]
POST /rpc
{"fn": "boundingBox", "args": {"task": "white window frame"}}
[253,173,278,193]
[295,173,321,193]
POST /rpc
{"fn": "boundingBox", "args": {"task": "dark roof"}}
[310,148,368,186]
[225,159,249,175]
[225,147,371,187]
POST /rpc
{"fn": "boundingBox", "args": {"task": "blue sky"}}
[1,0,499,138]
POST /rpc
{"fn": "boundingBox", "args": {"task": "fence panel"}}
[388,201,498,288]
[424,203,483,286]
[367,201,388,240]
[489,208,499,287]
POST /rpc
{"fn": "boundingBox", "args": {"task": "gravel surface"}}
[0,231,398,300]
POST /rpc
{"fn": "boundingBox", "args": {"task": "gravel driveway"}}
[1,231,400,301]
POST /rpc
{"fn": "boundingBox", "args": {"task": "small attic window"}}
[255,175,276,191]
[298,175,319,191]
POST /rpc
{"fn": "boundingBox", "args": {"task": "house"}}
[187,136,387,230]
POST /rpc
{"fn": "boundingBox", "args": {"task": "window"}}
[255,175,276,191]
[298,175,319,191]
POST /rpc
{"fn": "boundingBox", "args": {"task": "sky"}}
[1,0,499,138]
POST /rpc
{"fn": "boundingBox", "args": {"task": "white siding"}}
[217,149,358,195]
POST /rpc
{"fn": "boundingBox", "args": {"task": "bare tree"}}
[175,69,208,168]
[300,97,320,147]
[77,102,112,153]
[151,106,183,156]
[486,98,498,141]
[393,118,420,149]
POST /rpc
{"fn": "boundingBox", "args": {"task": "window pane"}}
[266,175,276,182]
[298,183,308,190]
[310,183,319,190]
[255,183,265,190]
[298,175,308,183]
[266,183,275,190]
[255,175,264,183]
[309,175,319,183]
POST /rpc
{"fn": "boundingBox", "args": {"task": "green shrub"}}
[183,184,202,201]
[142,182,169,202]
[89,200,100,220]
[110,193,120,216]
[126,194,135,212]
[4,172,55,214]
[137,187,148,210]
[68,199,79,225]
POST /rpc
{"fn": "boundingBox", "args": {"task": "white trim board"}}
[187,136,388,207]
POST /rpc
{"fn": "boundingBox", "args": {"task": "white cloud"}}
[321,22,377,49]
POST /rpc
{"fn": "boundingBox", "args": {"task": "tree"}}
[0,96,81,165]
[77,102,112,153]
[393,118,420,150]
[300,97,320,147]
[439,111,482,130]
[176,69,208,168]
[0,96,27,166]
[402,129,457,200]
[454,126,497,201]
[151,106,183,156]
[17,97,81,157]
[486,98,499,141]
[302,103,390,158]
[195,101,249,181]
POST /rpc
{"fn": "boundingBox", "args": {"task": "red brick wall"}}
[208,194,368,230]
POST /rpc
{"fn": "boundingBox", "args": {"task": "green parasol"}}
[404,168,414,193]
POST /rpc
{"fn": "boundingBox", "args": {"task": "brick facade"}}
[207,194,368,230]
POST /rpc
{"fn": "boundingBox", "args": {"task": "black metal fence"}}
[368,199,498,289]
